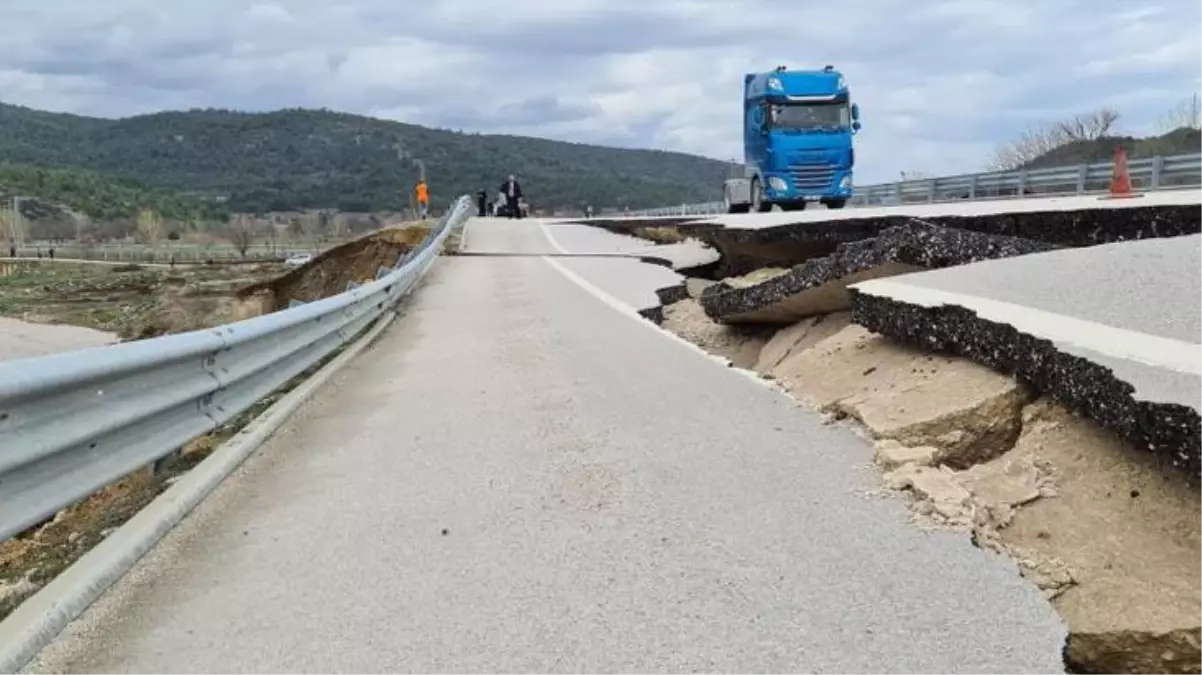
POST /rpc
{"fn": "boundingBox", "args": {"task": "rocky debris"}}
[754,312,852,376]
[873,439,940,469]
[774,324,1033,467]
[700,223,1057,324]
[850,285,1201,481]
[659,298,771,370]
[883,464,973,524]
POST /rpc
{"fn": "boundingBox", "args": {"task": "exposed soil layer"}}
[237,225,430,311]
[699,224,1057,324]
[653,295,1201,675]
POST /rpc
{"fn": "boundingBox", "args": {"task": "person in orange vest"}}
[415,179,430,219]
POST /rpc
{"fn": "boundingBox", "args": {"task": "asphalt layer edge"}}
[849,288,1201,481]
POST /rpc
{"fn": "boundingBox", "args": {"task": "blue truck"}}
[723,65,861,213]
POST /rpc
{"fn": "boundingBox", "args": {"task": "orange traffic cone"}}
[1101,145,1142,200]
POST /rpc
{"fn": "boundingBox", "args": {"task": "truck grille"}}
[789,163,836,192]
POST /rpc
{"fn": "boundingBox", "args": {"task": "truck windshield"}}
[769,103,849,131]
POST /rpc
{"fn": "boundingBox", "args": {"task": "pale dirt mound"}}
[660,298,772,370]
[238,225,431,311]
[657,286,1201,675]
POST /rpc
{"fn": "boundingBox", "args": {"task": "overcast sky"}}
[1,0,1199,184]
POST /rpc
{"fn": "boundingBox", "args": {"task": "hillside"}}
[0,102,733,213]
[1023,127,1201,169]
[0,164,227,223]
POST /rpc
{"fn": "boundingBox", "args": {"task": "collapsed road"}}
[568,194,1200,673]
[22,218,1066,673]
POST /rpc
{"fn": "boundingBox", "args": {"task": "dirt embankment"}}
[237,225,430,312]
[659,288,1201,675]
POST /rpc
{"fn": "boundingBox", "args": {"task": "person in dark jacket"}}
[477,189,488,217]
[500,175,522,219]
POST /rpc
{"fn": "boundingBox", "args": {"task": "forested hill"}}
[1023,127,1201,169]
[0,102,733,213]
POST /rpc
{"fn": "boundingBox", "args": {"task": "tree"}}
[226,214,255,258]
[135,208,164,246]
[988,107,1121,171]
[297,211,321,252]
[898,170,932,182]
[1157,93,1201,133]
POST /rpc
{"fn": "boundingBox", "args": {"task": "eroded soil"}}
[659,279,1201,675]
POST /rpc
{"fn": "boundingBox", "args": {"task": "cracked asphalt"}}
[26,219,1066,673]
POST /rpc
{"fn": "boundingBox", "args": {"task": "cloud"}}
[0,0,1198,185]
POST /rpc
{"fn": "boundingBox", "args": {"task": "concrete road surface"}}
[607,186,1202,230]
[28,219,1065,673]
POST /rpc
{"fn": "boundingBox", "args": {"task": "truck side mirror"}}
[852,121,862,132]
[851,103,860,121]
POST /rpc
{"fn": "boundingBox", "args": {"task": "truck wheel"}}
[751,178,772,212]
[825,199,848,210]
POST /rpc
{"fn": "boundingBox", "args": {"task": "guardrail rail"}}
[0,195,474,542]
[628,152,1202,216]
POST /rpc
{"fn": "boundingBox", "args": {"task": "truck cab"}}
[724,65,861,213]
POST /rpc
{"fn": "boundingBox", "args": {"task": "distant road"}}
[0,316,116,362]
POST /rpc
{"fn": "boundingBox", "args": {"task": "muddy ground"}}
[0,260,285,341]
[659,286,1200,675]
[0,223,430,623]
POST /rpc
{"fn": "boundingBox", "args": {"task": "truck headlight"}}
[839,175,852,190]
[768,176,789,192]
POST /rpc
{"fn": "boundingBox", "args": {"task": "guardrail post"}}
[968,175,977,200]
[1151,155,1164,189]
[151,449,180,476]
[1017,171,1028,197]
[1075,165,1087,194]
[926,180,936,203]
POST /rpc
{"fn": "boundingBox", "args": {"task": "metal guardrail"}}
[0,195,474,542]
[629,152,1202,216]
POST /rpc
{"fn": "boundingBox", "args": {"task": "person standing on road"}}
[477,189,488,217]
[501,174,522,220]
[415,179,430,220]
